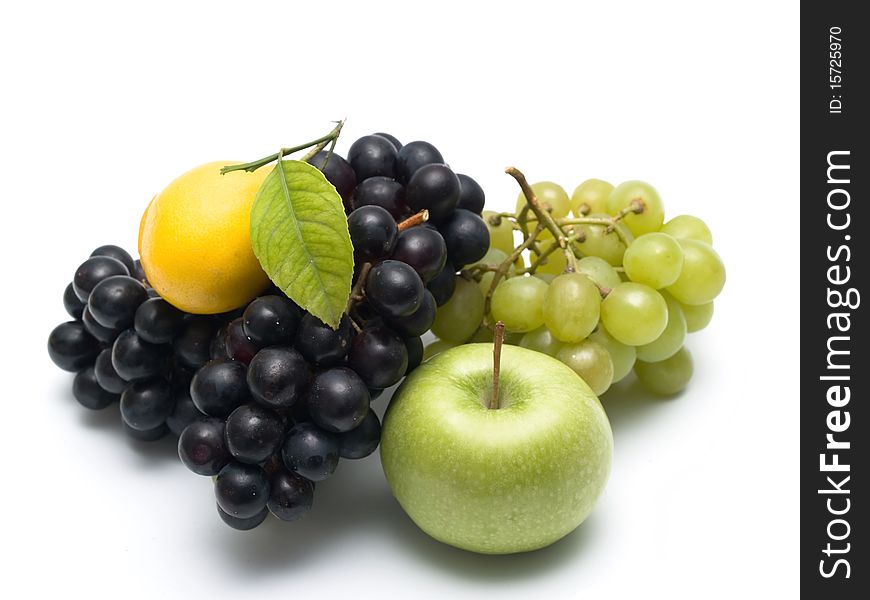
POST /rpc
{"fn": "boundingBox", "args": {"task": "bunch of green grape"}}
[425,178,725,397]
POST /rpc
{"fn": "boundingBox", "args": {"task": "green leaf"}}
[250,160,353,328]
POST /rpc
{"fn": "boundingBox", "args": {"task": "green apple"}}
[380,343,612,554]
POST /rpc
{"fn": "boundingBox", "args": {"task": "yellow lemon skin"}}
[139,161,271,314]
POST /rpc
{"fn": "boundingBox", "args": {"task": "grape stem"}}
[489,321,506,410]
[220,120,345,175]
[398,209,429,231]
[506,167,577,273]
[480,224,543,322]
[344,211,428,331]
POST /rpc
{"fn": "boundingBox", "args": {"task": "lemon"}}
[138,161,271,314]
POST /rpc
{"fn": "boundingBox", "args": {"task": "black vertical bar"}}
[801,2,867,596]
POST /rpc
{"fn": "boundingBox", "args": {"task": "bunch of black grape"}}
[46,132,491,531]
[312,133,491,313]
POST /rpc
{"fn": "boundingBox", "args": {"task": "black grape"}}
[426,262,457,306]
[295,313,354,367]
[63,283,85,320]
[405,163,461,223]
[90,245,135,272]
[111,329,170,381]
[308,150,357,208]
[352,176,409,220]
[190,359,251,418]
[439,208,491,267]
[73,366,119,410]
[94,348,127,394]
[268,469,314,522]
[456,173,485,214]
[225,404,286,464]
[337,409,381,459]
[395,141,444,185]
[178,417,230,475]
[73,255,129,302]
[120,378,175,431]
[386,290,436,337]
[306,367,371,433]
[88,275,148,330]
[282,422,339,481]
[215,462,271,519]
[390,227,447,282]
[347,205,398,262]
[47,321,100,372]
[347,324,408,389]
[242,295,301,346]
[364,260,424,318]
[246,346,310,409]
[134,297,186,344]
[347,135,398,181]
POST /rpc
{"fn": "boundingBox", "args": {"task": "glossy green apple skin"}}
[380,343,613,554]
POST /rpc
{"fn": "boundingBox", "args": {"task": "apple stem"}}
[490,321,505,410]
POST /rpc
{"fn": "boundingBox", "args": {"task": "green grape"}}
[490,276,549,332]
[472,248,510,296]
[636,294,686,362]
[574,214,632,266]
[576,256,621,291]
[666,239,726,305]
[600,282,668,346]
[570,179,614,216]
[556,340,614,396]
[534,273,556,284]
[519,326,563,356]
[635,346,693,395]
[431,277,485,342]
[516,181,571,221]
[589,327,636,383]
[533,231,568,275]
[681,300,714,332]
[623,232,684,289]
[469,326,523,345]
[543,272,601,343]
[661,215,713,245]
[424,339,457,361]
[606,180,665,236]
[483,211,515,255]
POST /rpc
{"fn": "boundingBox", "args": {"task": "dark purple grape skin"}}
[82,306,122,344]
[306,367,371,433]
[225,404,286,464]
[111,329,170,382]
[88,275,149,330]
[73,255,130,302]
[217,504,268,531]
[390,227,448,283]
[439,209,491,267]
[395,141,444,185]
[73,366,119,410]
[242,296,301,346]
[337,410,382,459]
[175,317,221,370]
[295,314,354,367]
[386,290,436,338]
[48,321,101,372]
[120,378,175,431]
[404,336,424,374]
[347,135,398,181]
[347,324,408,389]
[134,297,186,344]
[94,348,127,394]
[215,462,271,519]
[209,323,231,360]
[405,163,461,223]
[123,422,169,442]
[166,395,204,437]
[456,173,485,214]
[90,245,135,272]
[178,418,230,475]
[351,176,409,220]
[308,150,356,209]
[131,260,148,285]
[347,205,398,262]
[426,263,456,306]
[246,347,310,409]
[190,359,251,418]
[268,469,314,522]
[364,260,425,318]
[63,283,85,320]
[226,318,260,365]
[373,132,403,152]
[282,422,340,482]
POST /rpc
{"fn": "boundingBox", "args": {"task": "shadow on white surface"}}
[600,374,685,436]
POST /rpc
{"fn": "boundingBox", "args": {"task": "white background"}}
[0,1,799,598]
